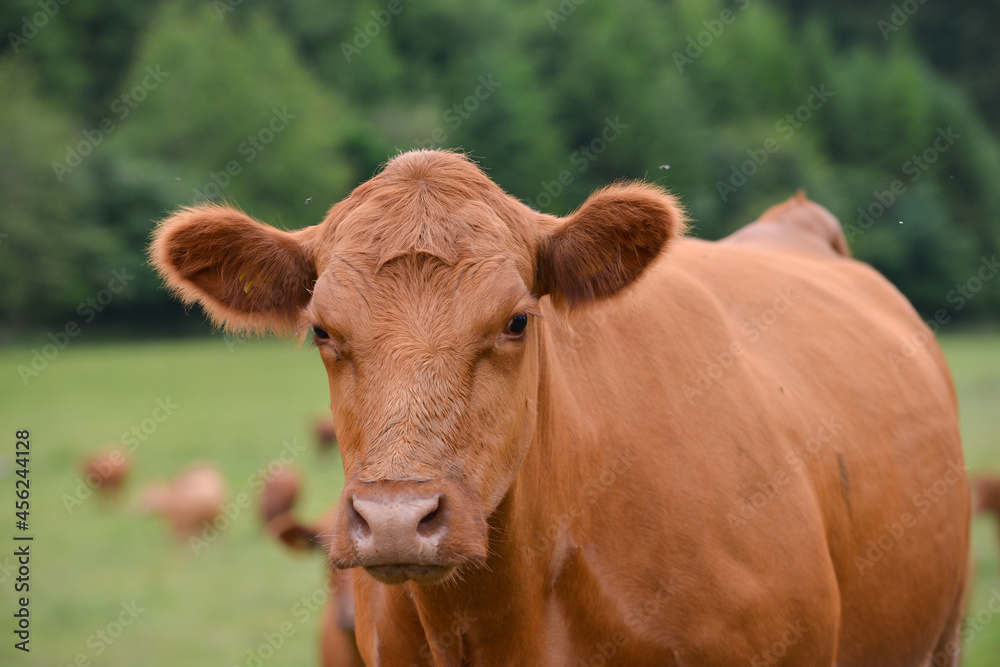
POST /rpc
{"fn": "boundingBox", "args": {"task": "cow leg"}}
[923,628,960,667]
[922,581,967,667]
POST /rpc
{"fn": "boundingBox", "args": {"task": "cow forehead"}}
[311,150,540,283]
[302,151,541,341]
[307,253,532,346]
[334,198,519,269]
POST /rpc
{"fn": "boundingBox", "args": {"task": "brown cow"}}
[314,417,339,454]
[151,150,969,665]
[81,447,130,500]
[259,468,363,667]
[973,474,1000,516]
[140,463,227,542]
[973,474,1000,547]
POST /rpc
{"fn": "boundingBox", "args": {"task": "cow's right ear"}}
[535,182,686,309]
[149,205,317,333]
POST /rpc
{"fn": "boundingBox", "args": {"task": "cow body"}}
[141,464,227,542]
[352,204,967,666]
[151,151,968,665]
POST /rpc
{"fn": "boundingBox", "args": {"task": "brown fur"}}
[81,447,130,499]
[725,190,850,258]
[974,474,1000,514]
[974,474,1000,550]
[538,183,687,308]
[151,150,968,665]
[149,205,318,333]
[315,417,338,452]
[259,467,306,541]
[140,463,227,542]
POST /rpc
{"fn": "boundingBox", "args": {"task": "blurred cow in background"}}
[140,463,227,541]
[259,467,362,667]
[81,447,130,500]
[314,417,339,455]
[974,474,1000,546]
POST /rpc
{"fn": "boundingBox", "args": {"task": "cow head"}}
[151,150,684,584]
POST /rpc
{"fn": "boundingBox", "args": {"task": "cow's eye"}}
[504,314,529,337]
[313,326,330,340]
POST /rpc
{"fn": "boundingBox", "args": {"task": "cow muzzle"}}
[329,479,488,585]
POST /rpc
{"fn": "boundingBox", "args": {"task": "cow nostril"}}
[416,495,445,537]
[347,496,372,539]
[418,507,438,526]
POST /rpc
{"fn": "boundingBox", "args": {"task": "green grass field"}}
[0,332,998,665]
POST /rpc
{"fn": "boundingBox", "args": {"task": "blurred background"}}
[1,0,998,665]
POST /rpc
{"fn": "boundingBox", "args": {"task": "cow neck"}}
[402,318,587,664]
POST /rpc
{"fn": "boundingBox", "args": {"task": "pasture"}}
[1,332,998,666]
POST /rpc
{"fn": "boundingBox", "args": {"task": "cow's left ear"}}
[149,204,318,334]
[536,183,686,308]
